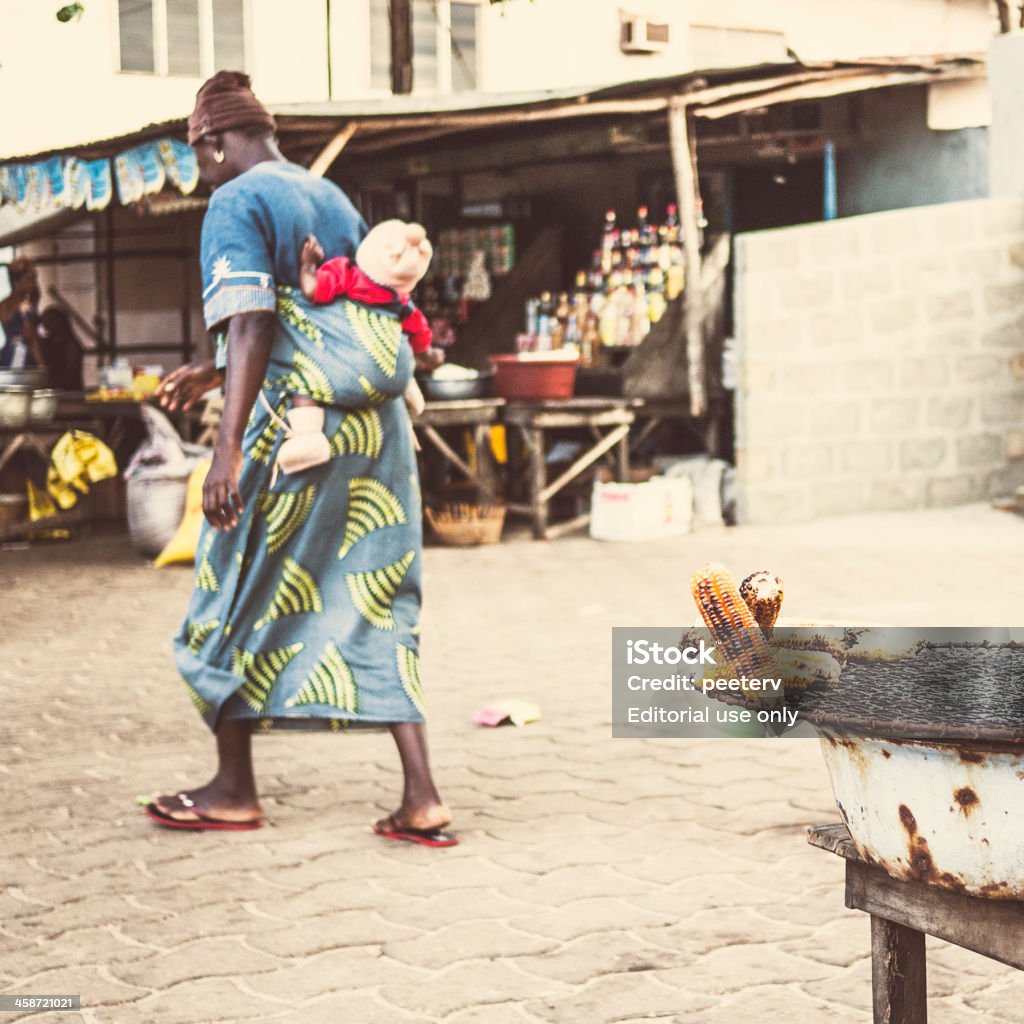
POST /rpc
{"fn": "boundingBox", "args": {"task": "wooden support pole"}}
[668,96,706,418]
[391,0,413,95]
[309,123,358,178]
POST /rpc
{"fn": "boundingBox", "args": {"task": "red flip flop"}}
[373,815,459,848]
[141,795,263,832]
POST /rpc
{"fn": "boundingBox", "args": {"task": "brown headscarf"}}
[187,70,276,146]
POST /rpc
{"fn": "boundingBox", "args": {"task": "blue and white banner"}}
[0,135,201,213]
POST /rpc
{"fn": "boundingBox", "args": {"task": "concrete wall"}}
[839,86,989,217]
[733,196,1024,524]
[989,32,1024,198]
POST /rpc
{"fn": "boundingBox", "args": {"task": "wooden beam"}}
[669,96,706,418]
[308,122,358,177]
[846,860,1024,972]
[344,119,659,182]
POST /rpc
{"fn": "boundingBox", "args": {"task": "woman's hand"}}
[203,443,244,530]
[156,360,225,412]
[415,347,445,372]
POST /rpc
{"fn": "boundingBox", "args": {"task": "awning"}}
[0,203,85,247]
[691,63,985,120]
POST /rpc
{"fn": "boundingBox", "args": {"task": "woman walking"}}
[146,71,454,846]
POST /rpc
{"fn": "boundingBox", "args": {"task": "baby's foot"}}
[299,235,325,300]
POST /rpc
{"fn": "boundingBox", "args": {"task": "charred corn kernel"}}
[769,645,843,692]
[690,562,773,682]
[739,570,784,635]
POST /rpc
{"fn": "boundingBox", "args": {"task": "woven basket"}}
[0,492,27,530]
[426,503,505,546]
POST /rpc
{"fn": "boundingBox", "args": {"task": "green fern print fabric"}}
[174,287,425,732]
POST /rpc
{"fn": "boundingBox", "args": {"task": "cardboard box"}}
[590,475,693,541]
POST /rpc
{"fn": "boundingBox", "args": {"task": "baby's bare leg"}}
[299,235,325,301]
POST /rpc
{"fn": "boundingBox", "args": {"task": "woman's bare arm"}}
[203,311,276,530]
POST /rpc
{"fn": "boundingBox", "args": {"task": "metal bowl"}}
[30,389,59,422]
[0,385,33,428]
[801,643,1024,899]
[0,368,47,389]
[419,373,493,402]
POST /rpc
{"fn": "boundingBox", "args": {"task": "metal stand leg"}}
[616,430,629,481]
[871,916,927,1024]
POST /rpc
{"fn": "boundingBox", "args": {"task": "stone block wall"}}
[733,197,1024,523]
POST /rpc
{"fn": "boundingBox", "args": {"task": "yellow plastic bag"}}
[46,430,117,511]
[153,459,211,567]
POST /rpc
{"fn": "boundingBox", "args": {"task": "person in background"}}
[37,307,85,392]
[147,71,455,847]
[0,258,44,370]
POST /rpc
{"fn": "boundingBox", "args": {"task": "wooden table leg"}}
[473,423,499,504]
[529,426,548,539]
[871,916,927,1024]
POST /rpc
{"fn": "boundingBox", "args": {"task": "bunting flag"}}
[0,135,201,214]
[84,158,113,211]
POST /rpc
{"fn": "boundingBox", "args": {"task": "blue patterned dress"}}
[173,161,426,733]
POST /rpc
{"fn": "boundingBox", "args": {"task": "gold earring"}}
[214,149,225,164]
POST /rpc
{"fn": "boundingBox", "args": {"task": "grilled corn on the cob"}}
[739,570,784,634]
[690,562,774,690]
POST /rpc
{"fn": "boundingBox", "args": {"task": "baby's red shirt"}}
[313,257,432,353]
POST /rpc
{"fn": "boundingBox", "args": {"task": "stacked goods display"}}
[520,206,685,363]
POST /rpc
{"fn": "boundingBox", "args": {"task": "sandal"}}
[373,814,458,848]
[139,793,264,832]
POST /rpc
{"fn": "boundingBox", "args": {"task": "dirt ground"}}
[3,502,1024,1023]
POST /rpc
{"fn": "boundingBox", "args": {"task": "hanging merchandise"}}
[83,158,113,211]
[158,138,199,195]
[42,157,65,208]
[114,150,145,205]
[2,164,27,209]
[462,250,492,302]
[63,157,88,209]
[0,135,200,215]
[24,163,47,211]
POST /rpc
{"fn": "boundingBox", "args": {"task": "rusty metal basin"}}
[800,642,1024,899]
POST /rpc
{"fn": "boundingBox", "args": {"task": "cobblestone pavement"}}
[3,503,1024,1023]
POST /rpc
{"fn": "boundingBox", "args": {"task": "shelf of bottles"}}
[519,206,685,365]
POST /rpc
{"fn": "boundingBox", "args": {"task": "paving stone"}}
[108,938,285,990]
[384,920,557,969]
[7,512,1024,1021]
[115,978,288,1024]
[244,947,427,1002]
[377,887,539,931]
[526,971,716,1023]
[383,960,570,1018]
[0,965,148,1010]
[699,982,867,1022]
[511,897,674,941]
[243,910,421,957]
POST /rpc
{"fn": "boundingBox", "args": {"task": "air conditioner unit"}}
[620,14,670,54]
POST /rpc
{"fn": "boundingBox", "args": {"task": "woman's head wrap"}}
[187,71,276,146]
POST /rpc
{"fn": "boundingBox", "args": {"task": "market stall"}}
[0,55,983,542]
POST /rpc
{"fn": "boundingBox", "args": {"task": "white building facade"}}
[0,0,998,160]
